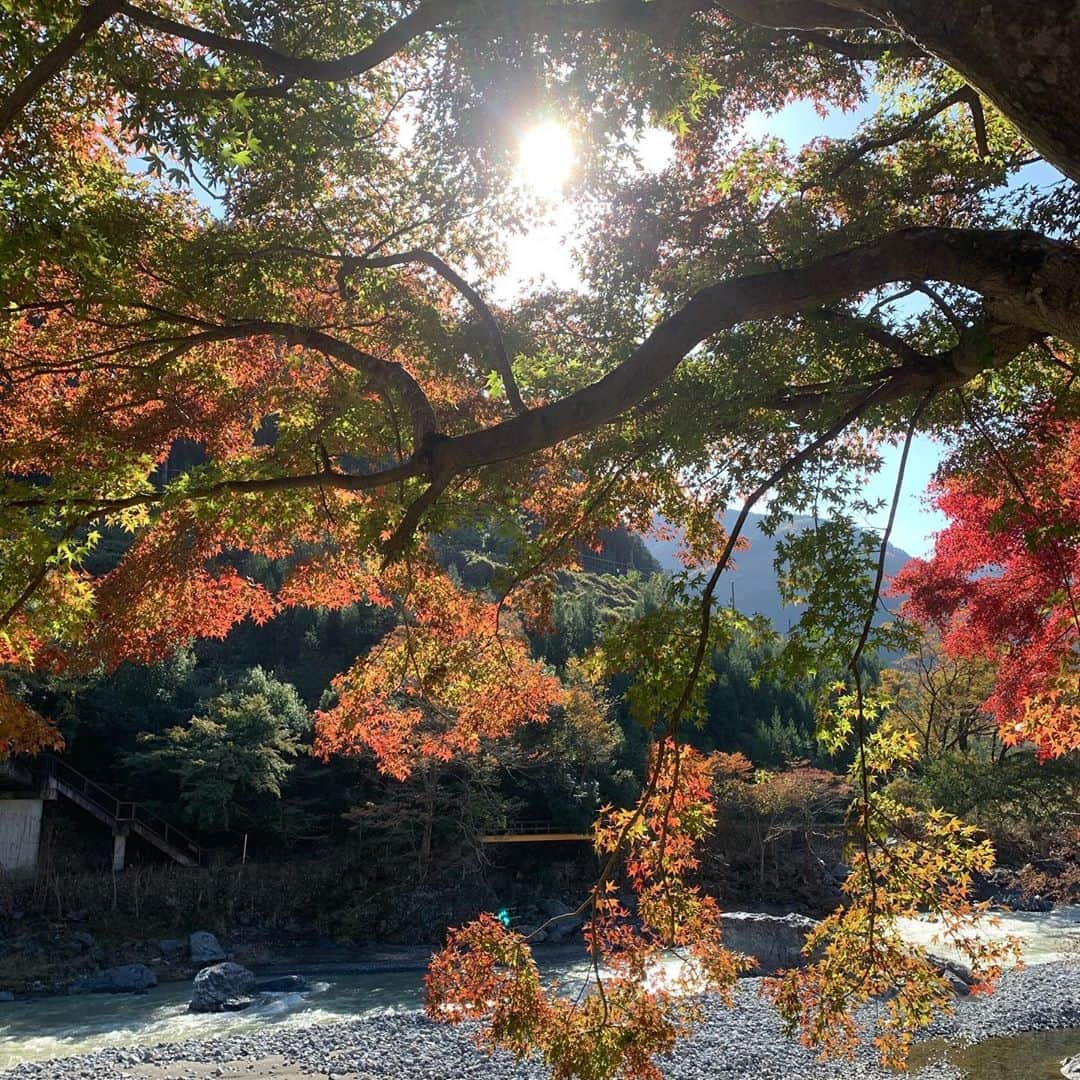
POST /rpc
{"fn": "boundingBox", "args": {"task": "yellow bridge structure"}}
[481,819,593,844]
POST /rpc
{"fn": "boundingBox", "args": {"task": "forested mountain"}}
[644,512,913,630]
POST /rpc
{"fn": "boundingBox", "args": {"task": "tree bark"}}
[872,0,1080,183]
[728,0,1080,183]
[424,227,1080,479]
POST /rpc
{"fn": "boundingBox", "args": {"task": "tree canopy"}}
[3,2,1080,1076]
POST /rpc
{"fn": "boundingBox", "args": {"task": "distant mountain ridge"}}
[643,510,913,630]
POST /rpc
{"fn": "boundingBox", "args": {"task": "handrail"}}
[40,755,202,864]
[486,819,592,836]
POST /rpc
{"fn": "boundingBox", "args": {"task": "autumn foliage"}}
[313,560,564,780]
[427,745,750,1080]
[4,1,1080,1077]
[895,407,1080,760]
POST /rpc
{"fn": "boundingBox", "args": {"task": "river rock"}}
[71,964,157,994]
[189,962,257,1013]
[999,890,1054,913]
[254,975,309,993]
[536,899,583,943]
[158,938,186,961]
[719,911,818,974]
[1062,1055,1080,1079]
[189,930,226,964]
[926,952,973,994]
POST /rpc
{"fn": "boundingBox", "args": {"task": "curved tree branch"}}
[8,228,1073,546]
[138,321,438,452]
[422,227,1079,479]
[715,0,880,31]
[339,249,526,415]
[115,0,463,81]
[827,84,988,180]
[784,29,923,62]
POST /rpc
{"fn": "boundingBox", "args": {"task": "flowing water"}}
[1,908,1078,1073]
[907,1028,1080,1079]
[895,904,1080,966]
[0,956,604,1069]
[0,969,424,1068]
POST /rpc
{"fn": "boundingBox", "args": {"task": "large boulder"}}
[158,938,186,962]
[189,962,257,1013]
[1062,1055,1080,1080]
[189,930,226,964]
[536,899,583,943]
[719,912,818,975]
[72,964,157,994]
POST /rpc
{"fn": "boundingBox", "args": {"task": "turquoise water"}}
[0,969,425,1068]
[0,955,606,1069]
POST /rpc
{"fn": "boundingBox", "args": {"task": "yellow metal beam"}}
[480,833,592,843]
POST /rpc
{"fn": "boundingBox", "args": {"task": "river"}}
[1,907,1078,1075]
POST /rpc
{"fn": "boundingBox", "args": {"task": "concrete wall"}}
[0,798,42,876]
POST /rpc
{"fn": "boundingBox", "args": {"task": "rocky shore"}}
[1,961,1076,1080]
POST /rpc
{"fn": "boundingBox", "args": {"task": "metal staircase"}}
[9,755,202,867]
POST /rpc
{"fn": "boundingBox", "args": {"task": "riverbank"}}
[1,961,1077,1080]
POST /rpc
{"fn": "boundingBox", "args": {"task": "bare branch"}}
[340,249,526,415]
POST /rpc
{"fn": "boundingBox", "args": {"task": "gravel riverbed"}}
[1,962,1077,1080]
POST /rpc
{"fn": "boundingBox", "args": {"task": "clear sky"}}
[859,438,946,559]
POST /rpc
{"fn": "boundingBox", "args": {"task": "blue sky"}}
[861,438,945,559]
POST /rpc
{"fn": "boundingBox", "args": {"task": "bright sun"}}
[517,121,575,198]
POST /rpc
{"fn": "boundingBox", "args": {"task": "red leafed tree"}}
[895,406,1080,760]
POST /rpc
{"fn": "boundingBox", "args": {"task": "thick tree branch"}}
[0,0,120,136]
[787,310,1041,412]
[715,0,879,32]
[9,228,1073,550]
[381,472,454,564]
[115,0,463,81]
[146,321,439,452]
[422,227,1080,480]
[1,0,879,135]
[785,28,922,62]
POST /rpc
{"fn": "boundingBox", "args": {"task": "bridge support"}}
[112,827,128,873]
[0,797,43,876]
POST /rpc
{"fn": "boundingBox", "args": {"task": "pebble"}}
[1,962,1077,1080]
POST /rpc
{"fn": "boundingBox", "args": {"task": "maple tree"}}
[895,404,1080,761]
[3,1,1080,1075]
